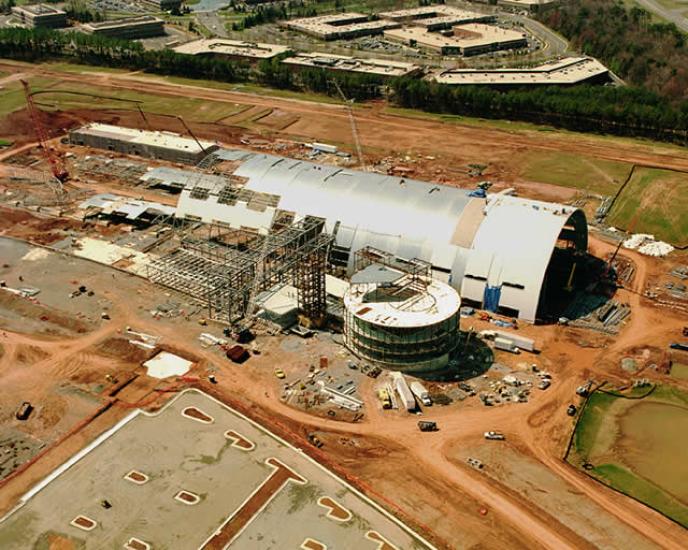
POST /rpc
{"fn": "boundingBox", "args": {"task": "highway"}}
[634,0,688,32]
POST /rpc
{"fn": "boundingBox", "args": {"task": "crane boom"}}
[176,115,207,156]
[20,80,69,183]
[331,80,365,170]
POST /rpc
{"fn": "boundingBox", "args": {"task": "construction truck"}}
[377,388,392,409]
[410,381,432,406]
[576,380,594,397]
[417,421,438,432]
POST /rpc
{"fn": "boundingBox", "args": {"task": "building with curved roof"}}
[175,149,588,322]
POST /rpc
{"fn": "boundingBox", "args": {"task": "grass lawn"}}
[607,167,688,247]
[37,61,344,105]
[519,151,633,196]
[573,390,617,456]
[45,62,132,75]
[593,463,688,527]
[383,106,553,133]
[0,77,57,117]
[30,85,246,123]
[570,386,688,527]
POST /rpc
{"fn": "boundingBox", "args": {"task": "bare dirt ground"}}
[1,60,688,549]
[0,228,686,550]
[2,60,688,207]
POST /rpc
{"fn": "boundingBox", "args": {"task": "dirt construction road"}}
[1,60,688,549]
[3,60,688,182]
[0,222,686,550]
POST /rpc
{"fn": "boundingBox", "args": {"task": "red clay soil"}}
[202,458,305,549]
[126,471,147,483]
[367,531,396,550]
[182,407,213,423]
[302,540,326,550]
[177,491,199,503]
[318,496,350,521]
[73,516,95,529]
[225,430,253,450]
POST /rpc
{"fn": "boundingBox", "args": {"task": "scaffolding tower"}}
[146,216,333,326]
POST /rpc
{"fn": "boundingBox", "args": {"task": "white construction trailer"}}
[393,373,416,411]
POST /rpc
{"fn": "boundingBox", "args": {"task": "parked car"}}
[274,367,286,379]
[467,457,484,470]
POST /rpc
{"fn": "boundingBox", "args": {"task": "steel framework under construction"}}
[146,216,333,326]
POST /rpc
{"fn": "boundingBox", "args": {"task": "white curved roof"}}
[462,194,584,320]
[175,149,587,322]
[235,154,474,268]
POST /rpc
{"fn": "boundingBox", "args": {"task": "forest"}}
[540,0,688,102]
[1,26,687,144]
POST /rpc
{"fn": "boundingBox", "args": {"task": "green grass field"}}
[570,386,688,527]
[520,151,633,196]
[0,77,57,118]
[29,84,246,123]
[607,167,688,247]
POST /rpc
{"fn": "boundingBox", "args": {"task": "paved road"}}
[513,15,569,57]
[196,10,230,38]
[634,0,688,31]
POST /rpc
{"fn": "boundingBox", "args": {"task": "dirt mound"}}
[0,108,80,146]
[14,344,50,366]
[95,337,151,363]
[0,208,37,231]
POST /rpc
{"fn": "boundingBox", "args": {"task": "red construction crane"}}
[20,79,69,183]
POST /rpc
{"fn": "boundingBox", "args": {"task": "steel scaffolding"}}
[146,216,333,325]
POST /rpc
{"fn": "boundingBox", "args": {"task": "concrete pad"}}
[142,351,192,378]
[0,390,433,550]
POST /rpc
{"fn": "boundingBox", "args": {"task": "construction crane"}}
[137,105,153,131]
[20,80,69,184]
[331,80,365,170]
[176,115,207,157]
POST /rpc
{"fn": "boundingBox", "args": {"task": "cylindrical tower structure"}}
[343,279,461,373]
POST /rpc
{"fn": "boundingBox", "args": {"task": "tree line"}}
[231,1,316,31]
[1,27,687,144]
[539,0,688,103]
[391,78,688,143]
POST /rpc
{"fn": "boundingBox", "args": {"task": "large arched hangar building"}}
[175,150,588,322]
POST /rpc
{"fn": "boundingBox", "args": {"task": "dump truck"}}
[377,388,392,409]
[410,381,432,406]
[16,402,33,421]
[394,373,416,412]
[417,420,438,432]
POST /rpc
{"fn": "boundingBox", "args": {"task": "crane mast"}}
[20,80,69,184]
